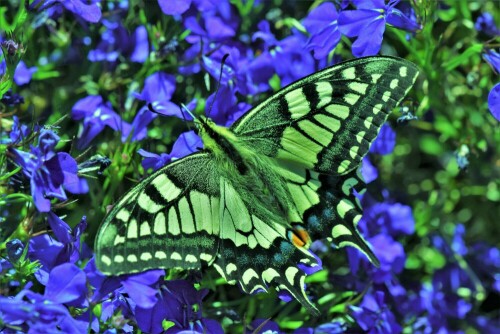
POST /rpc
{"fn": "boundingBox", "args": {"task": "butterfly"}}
[95,56,419,315]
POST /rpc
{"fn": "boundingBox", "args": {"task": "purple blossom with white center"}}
[253,21,315,86]
[72,95,131,149]
[178,1,240,75]
[29,0,102,23]
[338,0,420,57]
[302,2,342,60]
[9,129,89,212]
[138,130,202,171]
[134,71,180,118]
[475,12,500,37]
[249,318,283,333]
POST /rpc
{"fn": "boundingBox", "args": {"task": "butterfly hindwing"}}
[95,153,221,274]
[231,56,419,175]
[214,178,321,315]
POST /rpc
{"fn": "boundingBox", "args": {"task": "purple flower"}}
[253,22,315,86]
[138,130,202,171]
[9,129,89,212]
[0,282,89,333]
[249,319,283,333]
[361,157,379,183]
[1,90,25,107]
[370,124,396,155]
[134,71,178,112]
[206,85,251,126]
[360,197,416,237]
[475,12,500,37]
[121,106,158,142]
[72,95,131,149]
[158,0,192,15]
[484,50,500,73]
[8,116,29,143]
[29,0,102,23]
[338,0,420,57]
[302,2,342,59]
[44,263,88,307]
[350,291,402,334]
[47,211,73,244]
[488,83,500,121]
[183,1,238,43]
[134,280,223,334]
[202,47,261,96]
[88,22,149,63]
[13,61,37,86]
[367,234,406,283]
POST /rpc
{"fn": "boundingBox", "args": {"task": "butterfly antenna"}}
[206,53,229,118]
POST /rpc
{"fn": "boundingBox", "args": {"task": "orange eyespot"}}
[288,226,312,249]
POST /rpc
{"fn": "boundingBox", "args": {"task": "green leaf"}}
[442,44,483,71]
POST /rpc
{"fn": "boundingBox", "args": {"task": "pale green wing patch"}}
[231,56,419,175]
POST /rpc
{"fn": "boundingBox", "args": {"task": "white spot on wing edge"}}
[262,267,280,283]
[226,263,237,275]
[399,66,408,77]
[155,251,167,259]
[331,224,352,238]
[242,268,259,285]
[101,255,112,266]
[140,252,152,261]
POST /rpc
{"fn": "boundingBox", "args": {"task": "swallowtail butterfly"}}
[95,56,419,315]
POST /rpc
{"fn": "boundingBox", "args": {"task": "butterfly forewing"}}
[231,56,419,175]
[96,153,221,274]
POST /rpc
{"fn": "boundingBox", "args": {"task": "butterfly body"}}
[197,116,301,227]
[95,56,419,315]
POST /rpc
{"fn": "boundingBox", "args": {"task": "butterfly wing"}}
[95,152,222,274]
[230,56,418,267]
[213,178,321,315]
[96,151,322,314]
[231,56,419,175]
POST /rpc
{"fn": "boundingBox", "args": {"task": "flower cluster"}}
[1,0,499,333]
